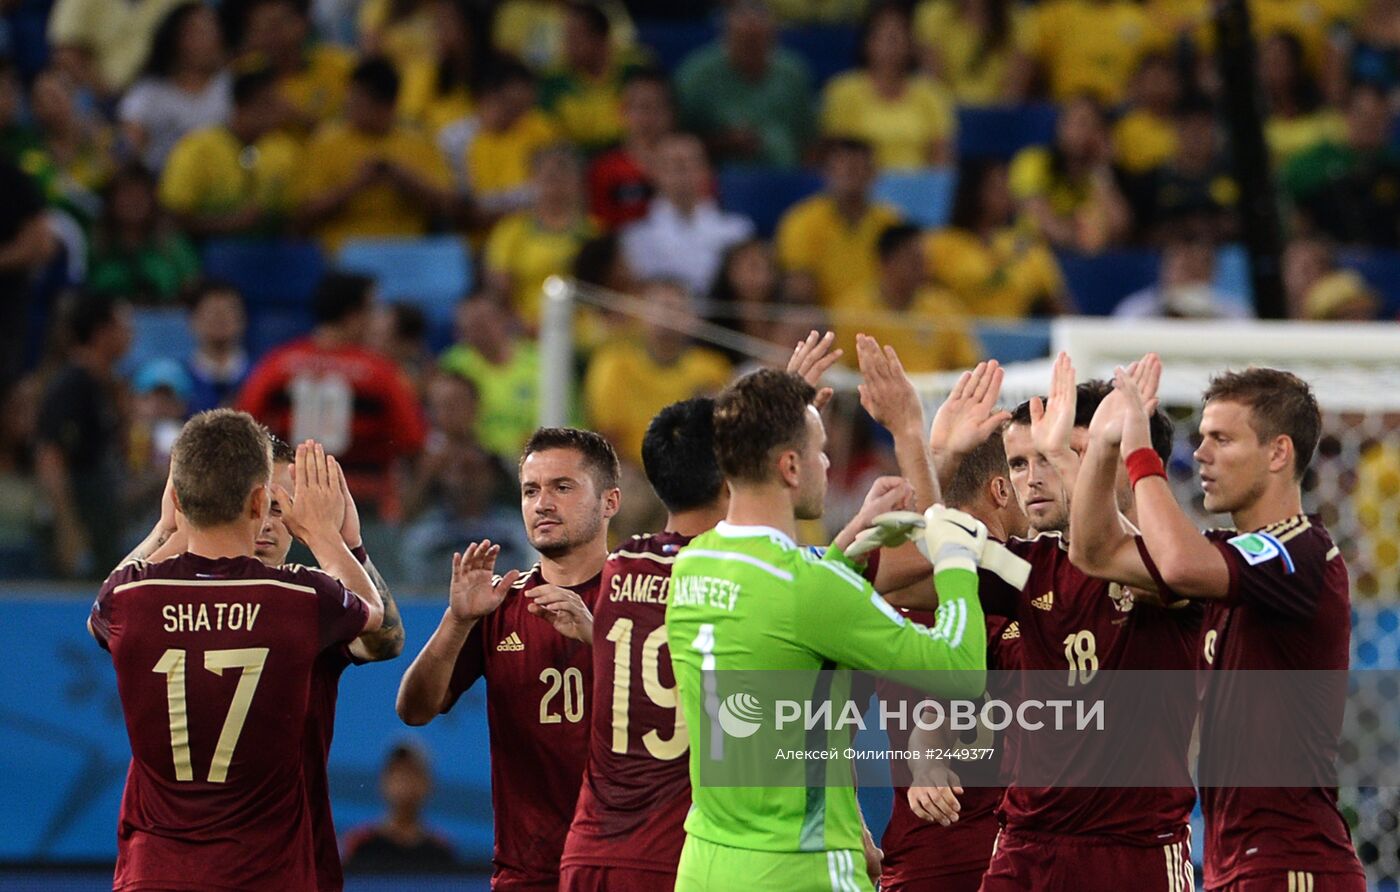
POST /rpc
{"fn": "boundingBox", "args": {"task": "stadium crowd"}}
[2,0,1400,584]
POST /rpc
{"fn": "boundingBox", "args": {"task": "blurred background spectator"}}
[236,272,426,518]
[87,163,200,305]
[35,294,131,577]
[439,295,540,464]
[342,743,460,874]
[587,67,671,230]
[183,280,249,413]
[674,1,814,168]
[1113,235,1251,319]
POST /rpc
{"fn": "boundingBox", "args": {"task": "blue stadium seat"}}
[1338,247,1400,317]
[779,25,860,86]
[338,236,473,345]
[956,104,1059,161]
[872,168,957,228]
[635,18,719,73]
[200,240,325,308]
[1056,249,1162,316]
[974,320,1053,364]
[121,308,196,377]
[716,166,824,237]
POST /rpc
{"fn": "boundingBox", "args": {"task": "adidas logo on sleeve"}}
[1031,591,1054,611]
[496,632,525,652]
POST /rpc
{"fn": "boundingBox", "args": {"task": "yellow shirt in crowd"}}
[925,227,1067,318]
[1113,109,1179,174]
[776,196,904,310]
[834,285,981,374]
[484,212,598,325]
[1027,0,1168,105]
[465,110,560,199]
[1009,145,1091,217]
[1266,111,1349,167]
[399,62,474,135]
[821,71,957,170]
[160,126,303,217]
[914,0,1032,105]
[583,339,732,464]
[46,0,183,92]
[299,122,452,252]
[358,0,437,75]
[275,45,357,131]
[493,0,636,71]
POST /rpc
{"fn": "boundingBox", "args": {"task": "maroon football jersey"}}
[979,533,1201,844]
[445,564,602,890]
[563,531,693,875]
[306,645,357,891]
[90,553,369,892]
[1196,516,1364,888]
[880,612,1021,887]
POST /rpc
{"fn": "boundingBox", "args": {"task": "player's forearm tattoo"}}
[357,556,405,661]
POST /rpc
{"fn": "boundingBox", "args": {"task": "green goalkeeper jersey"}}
[665,521,987,855]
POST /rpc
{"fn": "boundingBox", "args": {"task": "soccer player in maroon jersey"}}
[119,435,405,892]
[561,397,727,891]
[397,427,621,891]
[920,355,1201,891]
[1072,362,1366,891]
[883,432,1028,892]
[88,411,384,891]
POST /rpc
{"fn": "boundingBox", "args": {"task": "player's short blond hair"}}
[171,409,272,527]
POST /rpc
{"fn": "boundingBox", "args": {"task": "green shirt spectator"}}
[673,3,816,169]
[1281,84,1400,247]
[87,162,200,305]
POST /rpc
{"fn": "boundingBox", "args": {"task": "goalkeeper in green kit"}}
[666,367,990,892]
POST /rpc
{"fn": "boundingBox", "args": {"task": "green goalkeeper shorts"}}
[675,834,874,892]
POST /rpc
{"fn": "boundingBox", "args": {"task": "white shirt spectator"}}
[1114,283,1253,320]
[119,72,231,170]
[621,197,754,297]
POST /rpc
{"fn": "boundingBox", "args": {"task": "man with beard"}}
[397,427,621,891]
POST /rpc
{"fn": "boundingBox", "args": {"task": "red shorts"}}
[882,866,985,892]
[1210,871,1367,892]
[559,863,676,892]
[979,827,1194,892]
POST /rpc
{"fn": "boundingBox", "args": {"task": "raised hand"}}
[929,361,1012,457]
[1113,366,1156,457]
[1029,352,1077,459]
[448,541,520,624]
[856,334,924,436]
[1087,354,1162,448]
[275,441,347,546]
[786,330,843,410]
[852,476,916,531]
[526,585,594,644]
[331,455,362,549]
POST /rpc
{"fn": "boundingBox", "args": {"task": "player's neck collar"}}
[715,521,797,550]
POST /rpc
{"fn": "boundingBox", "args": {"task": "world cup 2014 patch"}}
[1226,531,1295,573]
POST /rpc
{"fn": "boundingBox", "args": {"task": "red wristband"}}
[1125,447,1166,488]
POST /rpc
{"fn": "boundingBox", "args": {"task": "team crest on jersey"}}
[1226,531,1295,573]
[1107,583,1135,614]
[496,632,525,652]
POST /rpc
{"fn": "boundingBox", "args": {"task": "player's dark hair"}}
[877,223,923,261]
[713,369,817,484]
[313,272,374,325]
[642,398,723,513]
[68,293,125,346]
[232,65,278,106]
[1010,380,1174,463]
[171,409,272,527]
[521,427,621,493]
[566,1,610,38]
[1203,367,1320,479]
[351,56,400,106]
[944,430,1009,510]
[268,432,295,464]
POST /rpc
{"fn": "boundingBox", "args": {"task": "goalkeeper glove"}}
[845,510,926,560]
[922,506,989,572]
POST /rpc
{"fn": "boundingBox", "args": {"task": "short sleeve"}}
[443,620,485,712]
[1211,529,1329,620]
[90,575,119,651]
[293,566,370,649]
